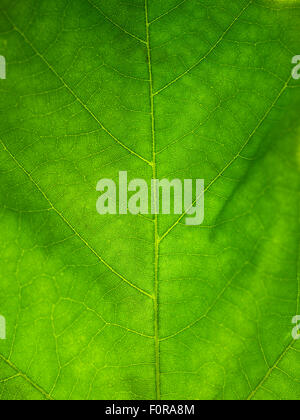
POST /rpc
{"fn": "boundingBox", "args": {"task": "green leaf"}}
[0,0,300,400]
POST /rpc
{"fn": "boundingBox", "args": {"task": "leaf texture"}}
[0,0,300,400]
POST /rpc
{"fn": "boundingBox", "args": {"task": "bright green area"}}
[0,0,300,400]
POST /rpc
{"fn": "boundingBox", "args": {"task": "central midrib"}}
[145,0,161,400]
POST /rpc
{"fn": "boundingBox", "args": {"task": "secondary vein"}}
[159,75,292,243]
[87,0,147,44]
[0,139,153,300]
[4,12,152,167]
[153,0,253,96]
[0,353,53,400]
[247,339,295,400]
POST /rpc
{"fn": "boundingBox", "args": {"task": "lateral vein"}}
[153,0,253,96]
[247,339,295,400]
[87,0,147,44]
[149,0,188,26]
[4,13,152,166]
[0,139,153,300]
[0,354,53,400]
[160,75,292,243]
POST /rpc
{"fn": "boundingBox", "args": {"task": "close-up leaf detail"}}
[0,0,300,400]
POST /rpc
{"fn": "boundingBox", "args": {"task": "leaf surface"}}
[0,0,300,400]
